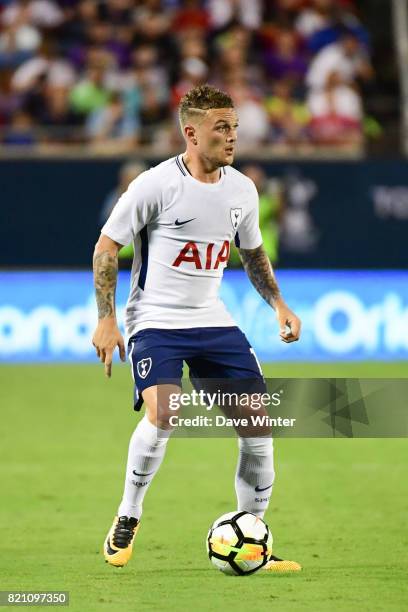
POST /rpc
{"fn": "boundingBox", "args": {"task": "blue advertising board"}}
[0,270,407,362]
[1,159,408,269]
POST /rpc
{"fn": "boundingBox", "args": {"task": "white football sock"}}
[117,415,172,520]
[235,436,275,518]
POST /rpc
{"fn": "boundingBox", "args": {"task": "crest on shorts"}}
[230,207,242,230]
[137,357,152,379]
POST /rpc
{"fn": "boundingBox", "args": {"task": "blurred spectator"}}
[295,0,335,39]
[139,82,169,145]
[2,0,64,29]
[306,29,373,92]
[2,108,36,145]
[131,44,168,100]
[99,0,134,25]
[86,91,138,152]
[0,0,42,67]
[213,21,253,58]
[60,1,100,63]
[308,70,363,147]
[107,25,133,69]
[207,0,263,31]
[228,83,269,148]
[70,64,110,115]
[265,79,310,144]
[170,56,207,146]
[178,34,207,63]
[40,85,82,142]
[11,40,76,92]
[132,0,174,58]
[262,27,308,83]
[0,72,21,125]
[171,57,208,109]
[75,20,134,70]
[171,0,210,35]
[216,34,263,95]
[265,0,306,27]
[295,0,369,53]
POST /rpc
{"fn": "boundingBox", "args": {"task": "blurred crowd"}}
[0,0,374,153]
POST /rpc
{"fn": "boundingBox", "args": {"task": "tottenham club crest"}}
[137,357,152,379]
[230,207,242,230]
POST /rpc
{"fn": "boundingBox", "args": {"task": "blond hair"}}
[179,84,234,129]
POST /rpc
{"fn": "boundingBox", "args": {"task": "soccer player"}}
[92,85,301,572]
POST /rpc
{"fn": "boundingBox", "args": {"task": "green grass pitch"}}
[0,363,407,612]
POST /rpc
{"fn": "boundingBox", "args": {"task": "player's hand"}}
[275,299,301,344]
[92,318,126,377]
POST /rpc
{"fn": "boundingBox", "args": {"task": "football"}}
[206,511,273,576]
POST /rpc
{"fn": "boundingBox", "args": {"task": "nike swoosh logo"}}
[106,537,119,555]
[255,484,273,492]
[174,218,196,226]
[132,470,155,476]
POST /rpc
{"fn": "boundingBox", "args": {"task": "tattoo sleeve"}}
[239,244,281,308]
[93,250,118,319]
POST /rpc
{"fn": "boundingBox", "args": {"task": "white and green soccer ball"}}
[207,511,273,576]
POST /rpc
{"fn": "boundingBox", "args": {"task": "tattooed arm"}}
[92,234,126,376]
[239,244,301,343]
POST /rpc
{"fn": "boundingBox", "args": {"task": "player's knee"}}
[143,384,181,429]
[145,404,177,430]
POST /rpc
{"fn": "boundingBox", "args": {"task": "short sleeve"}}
[235,180,263,250]
[101,171,159,245]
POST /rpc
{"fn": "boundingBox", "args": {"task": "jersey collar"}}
[177,155,226,187]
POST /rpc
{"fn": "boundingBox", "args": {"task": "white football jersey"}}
[101,154,262,338]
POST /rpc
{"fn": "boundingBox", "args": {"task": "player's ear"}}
[184,125,198,145]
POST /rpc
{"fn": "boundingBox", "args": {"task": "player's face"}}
[196,108,239,167]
